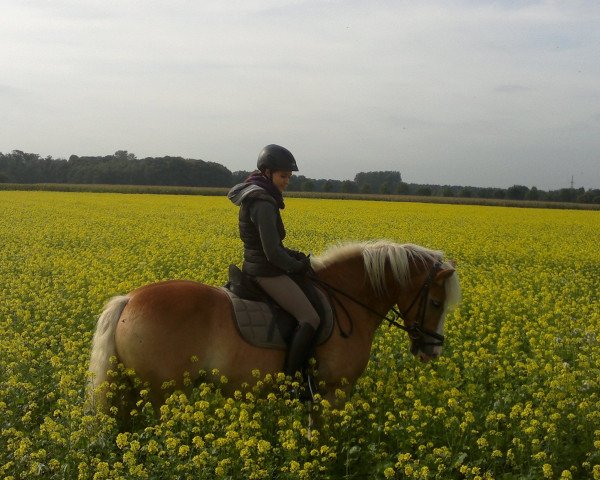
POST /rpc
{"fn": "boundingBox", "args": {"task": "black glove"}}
[297,256,314,275]
[287,249,308,261]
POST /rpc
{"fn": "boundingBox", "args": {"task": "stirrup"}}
[288,370,316,402]
[305,372,317,402]
[298,370,316,402]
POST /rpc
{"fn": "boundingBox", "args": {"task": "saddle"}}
[222,265,333,350]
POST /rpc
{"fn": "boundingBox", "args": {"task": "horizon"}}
[2,148,595,191]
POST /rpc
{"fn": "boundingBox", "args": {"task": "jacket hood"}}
[227,182,268,206]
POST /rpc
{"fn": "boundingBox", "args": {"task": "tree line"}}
[1,150,598,204]
[0,150,231,187]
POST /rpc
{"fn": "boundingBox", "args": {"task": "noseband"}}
[309,262,445,347]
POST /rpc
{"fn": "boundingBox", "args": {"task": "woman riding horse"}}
[227,144,318,384]
[87,148,460,415]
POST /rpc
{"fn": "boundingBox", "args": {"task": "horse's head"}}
[397,260,459,363]
[313,240,461,363]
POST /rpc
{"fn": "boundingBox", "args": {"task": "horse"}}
[87,240,460,414]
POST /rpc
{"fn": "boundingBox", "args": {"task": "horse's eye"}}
[430,300,442,309]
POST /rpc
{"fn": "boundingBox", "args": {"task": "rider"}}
[227,144,320,385]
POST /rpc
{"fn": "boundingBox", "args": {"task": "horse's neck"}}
[317,256,400,331]
[314,255,401,385]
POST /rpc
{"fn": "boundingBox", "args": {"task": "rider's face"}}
[268,170,293,192]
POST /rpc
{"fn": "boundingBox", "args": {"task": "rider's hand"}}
[297,256,313,275]
[288,249,308,261]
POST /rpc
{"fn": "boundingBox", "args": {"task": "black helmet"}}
[257,144,298,172]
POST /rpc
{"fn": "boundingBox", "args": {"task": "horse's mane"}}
[312,240,460,310]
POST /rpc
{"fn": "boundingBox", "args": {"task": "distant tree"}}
[115,150,136,161]
[287,174,306,191]
[577,189,600,204]
[507,185,529,200]
[0,171,9,182]
[341,180,358,193]
[302,180,315,192]
[526,186,540,201]
[396,182,410,194]
[12,149,594,206]
[478,188,494,198]
[442,187,454,197]
[355,171,401,193]
[460,188,472,198]
[231,170,251,185]
[325,179,343,192]
[554,187,584,202]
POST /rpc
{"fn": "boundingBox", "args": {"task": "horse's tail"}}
[86,295,130,413]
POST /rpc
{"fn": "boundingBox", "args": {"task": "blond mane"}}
[312,240,460,310]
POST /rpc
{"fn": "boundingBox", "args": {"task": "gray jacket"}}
[228,183,305,277]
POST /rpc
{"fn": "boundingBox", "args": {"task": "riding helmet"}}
[257,144,298,172]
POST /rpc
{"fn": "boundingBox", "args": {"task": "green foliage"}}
[0,150,232,187]
[1,150,598,203]
[354,171,402,193]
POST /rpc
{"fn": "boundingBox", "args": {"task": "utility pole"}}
[570,175,574,189]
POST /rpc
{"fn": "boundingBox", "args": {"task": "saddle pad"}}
[221,287,334,350]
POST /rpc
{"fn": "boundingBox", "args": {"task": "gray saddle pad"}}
[221,287,334,350]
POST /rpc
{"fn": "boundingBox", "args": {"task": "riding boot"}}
[285,323,317,399]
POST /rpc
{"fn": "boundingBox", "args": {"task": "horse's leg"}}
[114,377,141,430]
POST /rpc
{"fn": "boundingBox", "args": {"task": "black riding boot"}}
[285,323,317,399]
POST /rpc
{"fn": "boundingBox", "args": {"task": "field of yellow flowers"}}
[1,190,599,479]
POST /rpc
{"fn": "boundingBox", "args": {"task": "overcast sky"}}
[1,1,599,190]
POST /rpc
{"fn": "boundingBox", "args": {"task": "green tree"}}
[114,150,137,161]
[526,186,540,201]
[355,171,401,192]
[442,187,454,197]
[302,180,315,192]
[396,182,410,194]
[341,180,358,193]
[507,185,529,200]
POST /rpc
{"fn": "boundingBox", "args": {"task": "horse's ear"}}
[434,268,455,284]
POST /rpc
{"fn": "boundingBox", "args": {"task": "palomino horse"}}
[87,240,460,412]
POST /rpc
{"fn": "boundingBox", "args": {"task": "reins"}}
[308,262,445,347]
[308,274,399,337]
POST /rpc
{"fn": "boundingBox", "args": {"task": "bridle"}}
[394,263,446,349]
[308,262,445,348]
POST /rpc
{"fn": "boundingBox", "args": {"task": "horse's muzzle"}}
[410,341,440,362]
